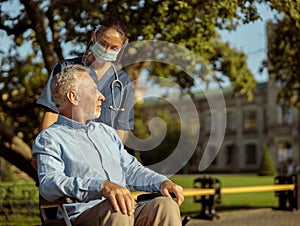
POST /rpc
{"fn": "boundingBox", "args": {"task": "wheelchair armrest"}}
[136,192,177,202]
[40,197,74,206]
[136,192,163,202]
[40,196,73,226]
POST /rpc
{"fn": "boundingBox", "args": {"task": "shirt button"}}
[88,123,95,130]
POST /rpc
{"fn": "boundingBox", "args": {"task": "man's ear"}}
[66,91,79,105]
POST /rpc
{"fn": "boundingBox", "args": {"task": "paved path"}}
[185,208,300,226]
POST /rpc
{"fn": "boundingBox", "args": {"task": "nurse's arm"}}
[40,110,58,130]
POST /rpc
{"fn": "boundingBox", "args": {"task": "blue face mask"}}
[91,41,120,62]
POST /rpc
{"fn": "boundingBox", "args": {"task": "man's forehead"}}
[77,72,95,86]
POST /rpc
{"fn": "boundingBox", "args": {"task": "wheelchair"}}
[40,192,190,226]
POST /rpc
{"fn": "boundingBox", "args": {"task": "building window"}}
[226,144,236,165]
[243,109,257,131]
[207,146,218,165]
[245,144,256,165]
[277,106,292,124]
[227,111,237,131]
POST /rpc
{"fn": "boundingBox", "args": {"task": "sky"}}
[219,3,276,84]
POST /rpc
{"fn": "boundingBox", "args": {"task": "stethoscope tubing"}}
[110,64,125,112]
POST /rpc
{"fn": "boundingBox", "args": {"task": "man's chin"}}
[95,112,101,119]
[88,113,101,122]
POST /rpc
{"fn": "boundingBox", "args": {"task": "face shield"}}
[90,25,128,63]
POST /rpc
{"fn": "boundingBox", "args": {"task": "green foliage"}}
[119,0,258,98]
[131,103,151,140]
[0,180,40,225]
[139,109,181,166]
[129,102,195,174]
[0,160,15,182]
[130,103,181,164]
[0,55,48,145]
[266,0,300,107]
[258,145,277,176]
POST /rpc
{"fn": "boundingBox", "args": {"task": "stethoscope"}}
[82,58,126,112]
[109,64,125,112]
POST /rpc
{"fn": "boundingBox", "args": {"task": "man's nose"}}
[98,91,105,101]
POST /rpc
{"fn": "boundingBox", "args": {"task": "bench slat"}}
[131,184,295,199]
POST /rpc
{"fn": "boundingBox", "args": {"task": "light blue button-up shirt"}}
[32,115,168,220]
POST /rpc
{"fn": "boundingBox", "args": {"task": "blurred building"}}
[201,80,298,173]
[143,79,299,174]
[141,20,299,174]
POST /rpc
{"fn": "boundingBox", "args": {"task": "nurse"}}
[36,17,133,142]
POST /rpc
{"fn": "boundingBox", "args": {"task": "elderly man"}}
[32,64,184,226]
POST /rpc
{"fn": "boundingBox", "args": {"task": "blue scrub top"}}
[37,57,134,130]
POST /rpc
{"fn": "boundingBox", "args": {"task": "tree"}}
[265,0,300,107]
[258,145,277,176]
[0,0,265,181]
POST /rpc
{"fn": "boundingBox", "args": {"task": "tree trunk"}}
[20,0,57,74]
[0,122,38,183]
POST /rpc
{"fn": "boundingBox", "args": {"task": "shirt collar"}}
[57,114,94,130]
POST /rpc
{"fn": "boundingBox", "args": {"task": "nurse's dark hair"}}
[95,17,127,41]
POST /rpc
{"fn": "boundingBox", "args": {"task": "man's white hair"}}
[51,64,90,110]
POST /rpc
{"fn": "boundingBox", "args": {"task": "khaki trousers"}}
[72,196,182,226]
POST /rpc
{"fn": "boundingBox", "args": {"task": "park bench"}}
[185,174,299,220]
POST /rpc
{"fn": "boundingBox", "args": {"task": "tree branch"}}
[20,0,56,74]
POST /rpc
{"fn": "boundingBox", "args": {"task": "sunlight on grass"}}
[170,174,278,214]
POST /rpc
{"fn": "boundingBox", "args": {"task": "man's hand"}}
[101,180,136,216]
[160,180,184,206]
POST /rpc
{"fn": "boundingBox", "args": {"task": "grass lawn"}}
[170,174,279,214]
[0,215,41,226]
